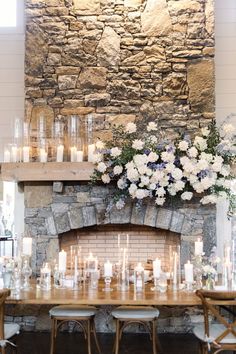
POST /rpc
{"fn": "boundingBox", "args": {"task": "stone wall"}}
[25,0,215,140]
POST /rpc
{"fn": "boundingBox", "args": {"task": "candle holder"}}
[40,263,51,291]
[193,254,203,290]
[84,114,95,162]
[21,257,32,291]
[89,270,99,290]
[134,263,145,293]
[119,268,129,292]
[184,280,194,292]
[103,276,113,292]
[68,115,84,162]
[53,120,65,162]
[152,277,160,291]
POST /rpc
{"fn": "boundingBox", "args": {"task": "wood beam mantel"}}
[0,162,95,182]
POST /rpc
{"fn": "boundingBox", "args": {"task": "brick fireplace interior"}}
[59,224,180,271]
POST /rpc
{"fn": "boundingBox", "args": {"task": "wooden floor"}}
[15,332,200,354]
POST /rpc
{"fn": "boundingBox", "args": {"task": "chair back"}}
[0,289,10,340]
[196,289,236,345]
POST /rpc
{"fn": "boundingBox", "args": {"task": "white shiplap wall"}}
[0,32,24,160]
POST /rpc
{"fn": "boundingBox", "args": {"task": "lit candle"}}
[153,258,161,279]
[70,146,77,162]
[56,145,64,162]
[11,146,18,162]
[22,237,32,256]
[88,143,95,162]
[86,252,98,271]
[126,234,129,249]
[184,260,193,283]
[135,262,144,290]
[104,260,113,277]
[173,251,178,285]
[40,148,47,163]
[194,238,203,256]
[4,149,10,162]
[122,248,127,273]
[58,249,67,273]
[76,150,83,162]
[23,146,30,163]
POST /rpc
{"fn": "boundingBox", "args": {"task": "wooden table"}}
[6,282,201,306]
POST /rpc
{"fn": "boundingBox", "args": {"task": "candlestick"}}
[88,144,95,162]
[184,260,193,290]
[134,262,145,292]
[4,149,10,162]
[22,237,32,257]
[58,250,67,273]
[22,146,30,163]
[56,145,64,162]
[194,238,203,256]
[153,258,161,279]
[40,148,47,163]
[104,260,113,277]
[40,263,51,290]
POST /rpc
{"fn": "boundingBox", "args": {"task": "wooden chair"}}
[0,289,20,354]
[49,305,102,354]
[111,306,160,354]
[194,289,236,354]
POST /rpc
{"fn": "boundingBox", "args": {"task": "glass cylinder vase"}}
[68,115,84,162]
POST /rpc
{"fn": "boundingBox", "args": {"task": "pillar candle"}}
[104,260,113,277]
[184,260,193,283]
[40,148,47,163]
[22,237,32,256]
[70,146,77,162]
[76,150,83,162]
[194,238,203,256]
[23,146,30,163]
[56,145,64,162]
[88,144,95,162]
[11,146,18,162]
[4,150,10,162]
[58,250,67,273]
[153,258,161,279]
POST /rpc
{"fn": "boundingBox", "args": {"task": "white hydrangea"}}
[132,139,144,150]
[125,122,137,134]
[221,165,230,177]
[140,176,150,186]
[115,199,125,210]
[168,185,177,196]
[135,189,148,199]
[196,159,209,171]
[181,191,193,201]
[101,174,111,184]
[155,187,166,197]
[188,146,198,158]
[165,163,175,173]
[95,140,105,149]
[155,197,165,206]
[126,161,135,170]
[178,140,189,151]
[147,152,159,162]
[110,147,122,157]
[200,194,218,205]
[113,165,123,175]
[97,162,107,173]
[133,154,148,167]
[127,168,139,182]
[212,161,222,173]
[194,136,207,151]
[148,183,156,190]
[161,151,175,163]
[137,165,149,175]
[117,178,126,190]
[150,135,158,144]
[147,121,158,132]
[172,168,183,180]
[93,153,103,163]
[200,152,213,163]
[174,180,185,191]
[189,174,198,184]
[128,183,137,197]
[150,171,164,183]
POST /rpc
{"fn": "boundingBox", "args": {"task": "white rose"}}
[132,139,144,150]
[147,121,158,132]
[147,152,159,163]
[127,168,139,182]
[133,154,148,167]
[178,140,189,151]
[113,165,123,175]
[110,147,122,157]
[200,195,217,205]
[97,162,107,173]
[174,180,185,191]
[128,183,137,196]
[93,153,103,163]
[135,189,148,199]
[126,161,135,170]
[148,183,156,190]
[155,187,166,197]
[95,140,105,149]
[168,185,177,196]
[117,178,126,190]
[194,136,207,151]
[181,191,193,201]
[151,170,164,183]
[155,197,165,206]
[172,168,183,180]
[150,135,158,143]
[188,147,198,158]
[165,163,175,173]
[140,176,150,186]
[221,165,230,177]
[161,151,175,163]
[197,159,209,171]
[101,174,111,184]
[200,152,213,163]
[125,122,137,134]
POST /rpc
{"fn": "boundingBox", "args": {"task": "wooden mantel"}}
[0,162,95,182]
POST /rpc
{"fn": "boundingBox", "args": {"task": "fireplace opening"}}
[59,224,180,271]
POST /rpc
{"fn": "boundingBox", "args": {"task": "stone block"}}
[110,203,132,224]
[53,182,64,193]
[51,203,69,214]
[73,0,101,15]
[46,239,59,263]
[141,0,172,36]
[68,207,84,229]
[95,204,110,225]
[79,67,107,89]
[58,75,78,90]
[85,93,111,107]
[97,26,120,66]
[156,208,172,230]
[45,215,57,236]
[170,211,185,233]
[54,213,71,234]
[82,206,97,227]
[144,203,158,227]
[24,183,52,208]
[77,192,91,203]
[131,204,146,225]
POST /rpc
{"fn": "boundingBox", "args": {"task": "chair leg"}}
[1,346,6,354]
[114,319,120,354]
[92,320,102,354]
[50,318,56,354]
[152,319,157,354]
[87,319,92,354]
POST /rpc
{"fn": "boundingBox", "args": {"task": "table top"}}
[6,281,201,306]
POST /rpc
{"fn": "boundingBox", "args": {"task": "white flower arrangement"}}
[92,119,236,214]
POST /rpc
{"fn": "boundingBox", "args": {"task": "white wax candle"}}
[135,262,144,272]
[4,150,10,162]
[87,252,98,271]
[40,148,47,163]
[173,251,178,285]
[153,258,161,279]
[56,145,64,162]
[70,146,77,162]
[184,260,193,283]
[58,250,67,272]
[126,234,129,248]
[194,238,203,256]
[76,150,83,162]
[22,237,32,256]
[88,144,95,162]
[104,260,113,277]
[11,146,18,162]
[23,146,30,163]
